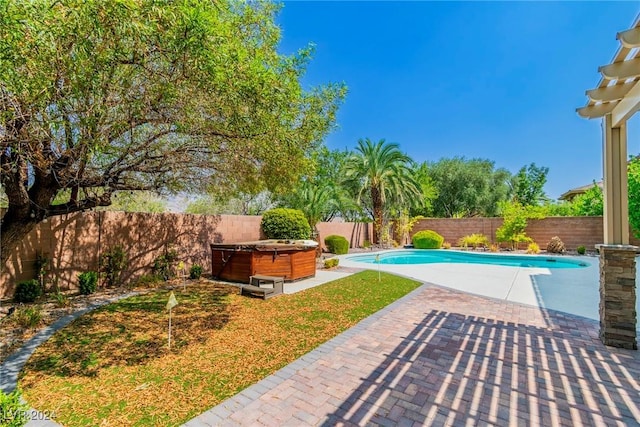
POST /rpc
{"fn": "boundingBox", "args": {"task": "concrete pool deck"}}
[340,250,640,331]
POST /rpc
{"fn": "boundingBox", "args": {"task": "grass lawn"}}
[19,271,421,426]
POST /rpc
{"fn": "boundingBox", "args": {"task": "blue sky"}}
[276,1,640,199]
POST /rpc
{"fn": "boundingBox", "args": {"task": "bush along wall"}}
[13,279,42,303]
[324,235,349,254]
[412,230,444,249]
[261,208,311,240]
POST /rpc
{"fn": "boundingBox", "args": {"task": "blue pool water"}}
[348,250,589,268]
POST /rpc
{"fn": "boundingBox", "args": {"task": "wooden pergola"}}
[577,15,640,244]
[577,14,639,349]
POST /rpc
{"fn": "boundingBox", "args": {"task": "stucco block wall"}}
[4,212,637,298]
[316,222,372,250]
[0,212,371,298]
[0,212,264,298]
[411,218,503,246]
[411,217,640,249]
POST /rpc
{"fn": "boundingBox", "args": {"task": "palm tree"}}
[284,180,360,233]
[293,181,338,233]
[344,138,422,244]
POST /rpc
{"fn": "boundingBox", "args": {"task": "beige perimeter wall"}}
[4,213,639,299]
[1,212,372,298]
[411,216,640,249]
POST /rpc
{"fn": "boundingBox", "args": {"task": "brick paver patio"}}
[185,283,640,426]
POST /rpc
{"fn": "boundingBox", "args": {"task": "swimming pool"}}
[347,249,588,268]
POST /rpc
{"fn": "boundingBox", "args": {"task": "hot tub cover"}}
[210,239,319,251]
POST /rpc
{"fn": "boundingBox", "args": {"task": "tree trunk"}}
[0,211,39,270]
[371,186,383,245]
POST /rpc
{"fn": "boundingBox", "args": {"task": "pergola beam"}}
[576,101,619,119]
[617,27,640,48]
[599,57,640,80]
[587,83,634,102]
[611,80,640,126]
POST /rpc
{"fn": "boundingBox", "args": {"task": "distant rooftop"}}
[559,181,603,201]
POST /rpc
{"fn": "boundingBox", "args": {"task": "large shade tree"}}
[0,0,345,265]
[425,157,512,218]
[344,138,421,243]
[511,163,549,206]
[410,161,438,217]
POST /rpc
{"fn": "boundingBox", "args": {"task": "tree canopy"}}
[424,157,512,218]
[100,191,166,213]
[185,192,273,216]
[0,0,345,264]
[627,157,640,238]
[512,163,549,206]
[274,146,362,224]
[571,183,604,217]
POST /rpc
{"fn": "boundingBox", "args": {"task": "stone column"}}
[597,244,638,350]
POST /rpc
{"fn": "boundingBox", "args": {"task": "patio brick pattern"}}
[186,283,640,426]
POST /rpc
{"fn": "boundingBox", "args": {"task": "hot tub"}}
[210,240,318,283]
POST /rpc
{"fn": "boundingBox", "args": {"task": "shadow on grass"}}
[23,283,234,378]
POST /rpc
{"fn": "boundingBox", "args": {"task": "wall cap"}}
[595,244,640,252]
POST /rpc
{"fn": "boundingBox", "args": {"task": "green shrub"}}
[100,245,128,287]
[261,208,311,240]
[13,279,42,303]
[458,233,489,249]
[153,249,178,281]
[577,245,586,255]
[442,242,452,249]
[526,242,540,254]
[53,287,71,308]
[189,264,203,279]
[13,306,43,329]
[323,258,339,269]
[324,235,349,254]
[78,271,98,295]
[412,230,444,249]
[496,201,539,250]
[362,240,372,249]
[0,388,29,426]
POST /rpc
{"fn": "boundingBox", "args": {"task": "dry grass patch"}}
[19,271,421,426]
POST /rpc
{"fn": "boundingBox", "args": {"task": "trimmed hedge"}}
[78,271,98,295]
[14,279,42,303]
[261,208,311,240]
[323,258,339,269]
[324,235,349,254]
[412,230,444,249]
